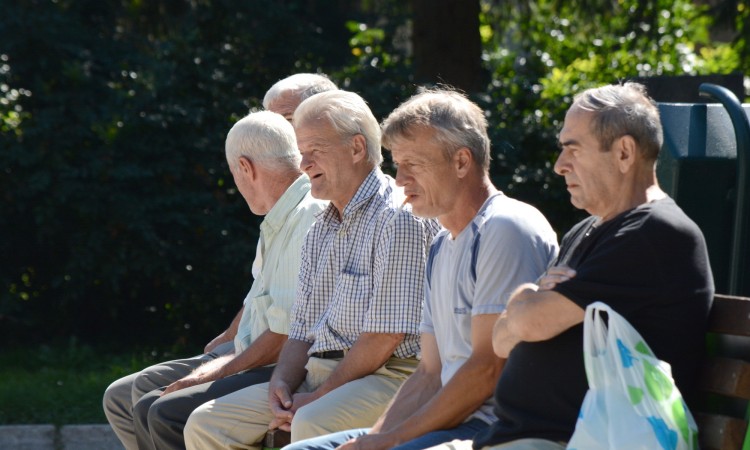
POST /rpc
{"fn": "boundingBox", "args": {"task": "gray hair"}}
[381,88,491,171]
[293,90,383,167]
[225,110,301,172]
[572,82,663,161]
[262,73,338,109]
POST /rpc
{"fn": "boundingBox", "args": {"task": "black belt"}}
[311,350,345,359]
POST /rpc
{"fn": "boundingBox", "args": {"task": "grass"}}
[0,339,186,426]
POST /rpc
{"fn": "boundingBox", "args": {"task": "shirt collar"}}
[316,168,385,224]
[262,174,311,234]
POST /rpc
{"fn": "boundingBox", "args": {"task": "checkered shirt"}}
[289,169,441,359]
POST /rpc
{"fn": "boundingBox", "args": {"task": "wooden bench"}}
[262,428,291,450]
[261,293,750,450]
[694,293,750,450]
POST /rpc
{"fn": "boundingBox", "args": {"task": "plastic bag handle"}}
[583,302,614,388]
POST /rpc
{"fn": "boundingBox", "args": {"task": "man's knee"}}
[284,430,360,450]
[184,402,212,430]
[183,402,211,443]
[146,396,170,430]
[102,379,124,410]
[103,374,135,416]
[132,369,162,398]
[290,402,349,441]
[132,392,159,427]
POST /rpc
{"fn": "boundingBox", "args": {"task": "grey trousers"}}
[133,365,274,450]
[103,341,234,450]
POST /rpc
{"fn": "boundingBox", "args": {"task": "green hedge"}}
[1,0,746,350]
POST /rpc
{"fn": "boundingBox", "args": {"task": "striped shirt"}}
[234,174,328,353]
[289,169,441,359]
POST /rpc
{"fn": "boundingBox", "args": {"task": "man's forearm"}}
[214,329,287,378]
[374,367,441,433]
[378,353,503,445]
[313,332,404,397]
[270,338,313,390]
[506,283,585,342]
[492,314,521,358]
[190,355,233,380]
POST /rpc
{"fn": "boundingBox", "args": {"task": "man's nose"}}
[300,153,313,172]
[394,167,409,187]
[553,149,569,175]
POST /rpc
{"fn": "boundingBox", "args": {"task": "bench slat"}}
[707,295,750,337]
[696,293,750,450]
[696,412,749,450]
[699,356,750,400]
[263,429,291,450]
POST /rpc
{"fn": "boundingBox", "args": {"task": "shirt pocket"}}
[330,272,371,335]
[247,294,273,343]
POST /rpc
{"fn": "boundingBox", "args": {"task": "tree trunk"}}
[412,0,482,93]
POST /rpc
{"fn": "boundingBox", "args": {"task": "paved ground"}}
[0,424,123,450]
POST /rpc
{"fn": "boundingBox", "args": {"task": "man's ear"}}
[616,135,637,173]
[454,147,473,178]
[351,134,368,164]
[238,156,257,180]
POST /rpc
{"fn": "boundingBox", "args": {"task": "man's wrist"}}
[366,431,400,450]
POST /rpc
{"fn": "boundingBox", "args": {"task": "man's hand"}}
[289,391,321,413]
[537,265,576,291]
[161,376,203,396]
[265,339,313,431]
[160,356,230,397]
[268,380,295,431]
[336,433,396,450]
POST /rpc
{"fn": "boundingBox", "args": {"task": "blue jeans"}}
[284,418,489,450]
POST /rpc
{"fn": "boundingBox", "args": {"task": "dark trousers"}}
[133,366,275,450]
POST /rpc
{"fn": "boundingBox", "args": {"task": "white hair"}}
[293,90,383,167]
[225,111,301,172]
[262,73,338,109]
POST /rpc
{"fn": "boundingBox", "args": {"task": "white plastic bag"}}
[567,302,698,450]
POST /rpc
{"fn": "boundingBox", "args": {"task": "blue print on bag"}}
[647,416,678,450]
[617,338,636,368]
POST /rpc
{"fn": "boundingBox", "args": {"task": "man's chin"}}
[411,205,438,220]
[310,186,328,200]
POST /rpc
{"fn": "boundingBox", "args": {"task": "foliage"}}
[0,0,350,349]
[479,0,746,231]
[336,2,415,122]
[0,0,747,350]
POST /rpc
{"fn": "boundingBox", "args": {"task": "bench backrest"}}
[695,293,750,450]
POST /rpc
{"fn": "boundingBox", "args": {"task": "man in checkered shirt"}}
[184,90,441,449]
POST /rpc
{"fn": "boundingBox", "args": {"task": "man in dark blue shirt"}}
[472,82,713,450]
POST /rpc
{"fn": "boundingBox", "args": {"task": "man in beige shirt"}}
[102,74,335,450]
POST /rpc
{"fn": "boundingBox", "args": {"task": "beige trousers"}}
[184,356,417,450]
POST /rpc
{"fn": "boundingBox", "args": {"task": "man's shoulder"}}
[283,192,327,228]
[621,197,702,240]
[475,193,556,239]
[295,192,328,216]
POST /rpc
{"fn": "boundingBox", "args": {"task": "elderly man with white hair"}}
[103,73,335,450]
[263,73,337,123]
[183,90,441,449]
